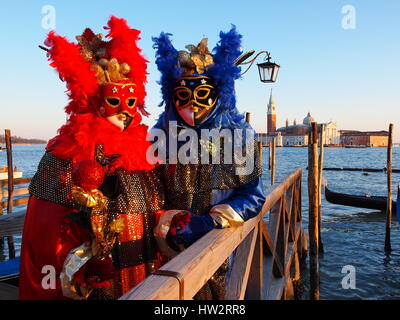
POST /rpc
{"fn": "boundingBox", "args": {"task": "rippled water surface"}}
[260,146,400,300]
[1,145,400,299]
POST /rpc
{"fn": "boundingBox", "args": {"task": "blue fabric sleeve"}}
[217,177,266,221]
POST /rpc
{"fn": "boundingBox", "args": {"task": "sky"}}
[1,0,399,141]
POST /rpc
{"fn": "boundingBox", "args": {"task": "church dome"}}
[303,112,315,125]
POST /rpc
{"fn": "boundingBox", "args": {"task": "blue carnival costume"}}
[152,27,265,299]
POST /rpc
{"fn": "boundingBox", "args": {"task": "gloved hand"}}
[167,212,215,246]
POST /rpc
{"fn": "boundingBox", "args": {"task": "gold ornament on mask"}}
[75,28,132,85]
[179,38,214,75]
[76,29,106,62]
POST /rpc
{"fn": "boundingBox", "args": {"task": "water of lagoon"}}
[1,144,400,300]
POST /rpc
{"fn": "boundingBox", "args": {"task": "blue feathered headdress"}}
[153,26,243,111]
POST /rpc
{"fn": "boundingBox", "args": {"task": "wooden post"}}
[268,140,272,170]
[271,137,276,185]
[5,129,16,259]
[245,112,251,123]
[385,123,393,252]
[258,141,263,169]
[246,223,263,299]
[308,122,320,300]
[0,179,3,215]
[318,125,325,253]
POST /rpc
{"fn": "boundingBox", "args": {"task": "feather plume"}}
[152,33,182,107]
[208,25,242,111]
[44,31,99,114]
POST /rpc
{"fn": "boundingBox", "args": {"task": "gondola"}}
[325,186,397,212]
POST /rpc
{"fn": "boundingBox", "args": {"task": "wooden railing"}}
[0,177,31,214]
[0,177,31,259]
[120,168,307,300]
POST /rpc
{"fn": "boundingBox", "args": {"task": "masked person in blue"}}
[151,26,265,299]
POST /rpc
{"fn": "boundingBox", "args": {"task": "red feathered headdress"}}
[44,16,155,172]
[43,15,148,116]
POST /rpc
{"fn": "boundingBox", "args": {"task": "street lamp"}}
[235,50,280,83]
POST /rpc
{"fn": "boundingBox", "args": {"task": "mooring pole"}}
[258,140,263,168]
[385,123,393,252]
[397,185,400,223]
[318,124,325,253]
[5,129,16,259]
[268,140,272,170]
[308,122,320,300]
[271,137,276,185]
[245,112,251,124]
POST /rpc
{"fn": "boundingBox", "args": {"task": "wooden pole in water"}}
[397,184,400,220]
[258,141,263,168]
[271,137,276,185]
[318,124,325,253]
[268,140,272,170]
[245,112,251,123]
[384,123,393,252]
[308,122,320,300]
[5,129,16,259]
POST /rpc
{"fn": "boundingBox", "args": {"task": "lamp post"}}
[235,50,280,83]
[234,49,280,176]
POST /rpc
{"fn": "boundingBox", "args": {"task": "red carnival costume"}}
[19,16,164,300]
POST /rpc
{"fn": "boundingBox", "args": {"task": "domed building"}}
[258,91,340,147]
[303,112,315,126]
[276,112,313,146]
[277,112,314,135]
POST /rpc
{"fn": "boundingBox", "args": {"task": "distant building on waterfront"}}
[276,112,312,146]
[340,130,389,147]
[256,91,388,148]
[257,91,340,147]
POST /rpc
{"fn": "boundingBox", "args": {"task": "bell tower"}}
[267,89,276,134]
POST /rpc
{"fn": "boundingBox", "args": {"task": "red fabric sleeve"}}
[19,196,89,300]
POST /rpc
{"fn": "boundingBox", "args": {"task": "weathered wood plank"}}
[0,177,32,188]
[1,197,29,210]
[120,168,303,300]
[318,124,325,252]
[0,283,19,300]
[121,216,260,300]
[0,209,26,237]
[246,222,263,299]
[385,123,393,252]
[0,181,3,215]
[271,137,276,185]
[225,226,258,299]
[308,122,320,300]
[5,129,14,214]
[5,129,16,259]
[2,188,29,198]
[261,221,273,256]
[264,242,296,300]
[263,256,285,300]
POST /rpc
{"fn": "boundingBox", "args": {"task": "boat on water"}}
[0,166,23,180]
[325,186,397,212]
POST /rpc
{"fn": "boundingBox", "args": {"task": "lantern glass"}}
[257,62,280,83]
[272,65,279,82]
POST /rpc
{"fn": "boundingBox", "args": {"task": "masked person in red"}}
[19,16,164,300]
